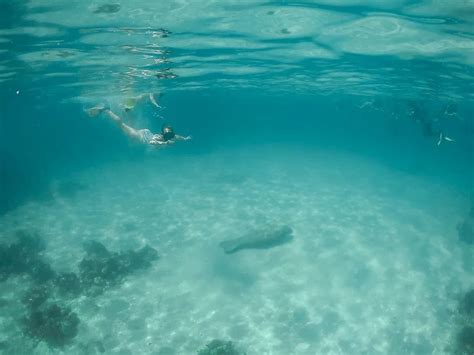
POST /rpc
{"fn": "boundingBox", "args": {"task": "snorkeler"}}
[87,105,191,146]
[122,93,162,112]
[442,102,458,119]
[406,101,455,145]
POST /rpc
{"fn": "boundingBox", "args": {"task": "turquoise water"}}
[1,1,473,354]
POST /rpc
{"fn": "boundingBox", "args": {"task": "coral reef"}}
[197,339,245,355]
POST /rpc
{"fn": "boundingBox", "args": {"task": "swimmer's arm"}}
[174,135,192,141]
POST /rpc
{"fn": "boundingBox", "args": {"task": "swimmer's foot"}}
[85,103,107,117]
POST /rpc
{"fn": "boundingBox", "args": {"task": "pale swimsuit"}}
[86,102,190,145]
[138,129,164,144]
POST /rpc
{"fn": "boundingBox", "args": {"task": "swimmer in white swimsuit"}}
[87,105,191,146]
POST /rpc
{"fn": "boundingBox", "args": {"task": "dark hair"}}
[162,124,175,141]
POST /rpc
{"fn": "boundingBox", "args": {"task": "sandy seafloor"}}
[0,145,472,354]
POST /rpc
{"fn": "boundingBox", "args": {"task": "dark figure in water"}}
[220,225,294,254]
[407,101,435,136]
[406,100,454,145]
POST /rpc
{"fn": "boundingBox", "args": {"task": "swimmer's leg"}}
[104,109,142,141]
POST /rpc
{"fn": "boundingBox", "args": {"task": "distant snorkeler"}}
[436,102,457,145]
[442,102,458,119]
[406,100,455,146]
[86,105,191,146]
[121,93,162,112]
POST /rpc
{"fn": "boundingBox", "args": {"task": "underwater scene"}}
[0,1,473,354]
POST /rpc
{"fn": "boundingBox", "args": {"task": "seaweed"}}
[0,231,54,283]
[456,326,474,355]
[23,303,80,348]
[21,276,82,348]
[4,232,159,349]
[22,285,50,310]
[54,272,82,297]
[28,259,56,283]
[83,240,110,258]
[79,241,159,295]
[197,339,245,355]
